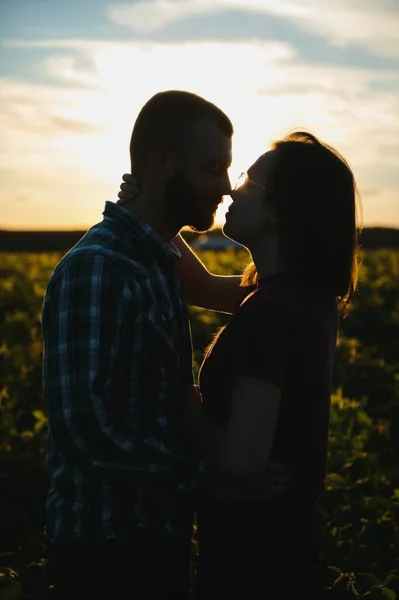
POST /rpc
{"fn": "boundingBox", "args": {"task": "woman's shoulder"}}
[236,275,337,330]
[237,281,293,316]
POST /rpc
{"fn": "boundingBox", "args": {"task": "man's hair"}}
[129,90,233,178]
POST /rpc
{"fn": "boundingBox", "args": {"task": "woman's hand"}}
[198,461,290,503]
[116,173,140,205]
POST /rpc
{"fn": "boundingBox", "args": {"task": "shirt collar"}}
[102,201,181,263]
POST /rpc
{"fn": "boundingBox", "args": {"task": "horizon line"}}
[1,224,399,233]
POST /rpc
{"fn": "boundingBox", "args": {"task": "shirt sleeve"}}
[230,292,292,389]
[42,254,171,474]
[182,321,195,386]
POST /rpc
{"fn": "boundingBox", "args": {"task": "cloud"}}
[254,62,399,166]
[263,0,399,60]
[2,102,105,136]
[0,167,115,229]
[106,0,399,59]
[0,78,108,176]
[42,53,101,88]
[107,0,207,34]
[1,36,398,228]
[50,115,105,134]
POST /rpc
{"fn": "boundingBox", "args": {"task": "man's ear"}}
[150,147,176,183]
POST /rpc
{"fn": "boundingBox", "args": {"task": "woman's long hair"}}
[241,131,362,316]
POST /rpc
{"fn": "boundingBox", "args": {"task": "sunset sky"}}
[1,0,399,230]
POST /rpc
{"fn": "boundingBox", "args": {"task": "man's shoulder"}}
[50,232,148,285]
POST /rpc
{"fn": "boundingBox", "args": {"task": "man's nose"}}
[218,174,232,197]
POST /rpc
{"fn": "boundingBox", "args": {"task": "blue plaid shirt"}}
[42,202,203,543]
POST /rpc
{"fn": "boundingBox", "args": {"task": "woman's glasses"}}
[233,172,271,193]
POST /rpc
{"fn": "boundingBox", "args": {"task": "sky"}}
[1,0,398,230]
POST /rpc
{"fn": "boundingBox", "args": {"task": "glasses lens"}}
[234,172,247,191]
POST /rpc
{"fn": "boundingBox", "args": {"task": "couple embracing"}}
[42,90,360,599]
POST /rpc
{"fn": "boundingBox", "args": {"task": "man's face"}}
[164,118,232,232]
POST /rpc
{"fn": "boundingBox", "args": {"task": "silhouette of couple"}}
[42,90,360,599]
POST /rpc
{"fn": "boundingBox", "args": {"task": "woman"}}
[118,131,361,598]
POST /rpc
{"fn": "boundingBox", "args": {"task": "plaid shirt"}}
[42,201,203,543]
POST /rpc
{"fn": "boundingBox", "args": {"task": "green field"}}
[1,248,399,598]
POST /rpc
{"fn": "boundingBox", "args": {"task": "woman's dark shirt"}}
[198,272,339,515]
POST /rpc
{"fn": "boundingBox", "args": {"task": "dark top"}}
[198,272,339,517]
[42,201,202,543]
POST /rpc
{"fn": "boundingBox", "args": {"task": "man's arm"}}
[42,255,168,474]
[172,234,255,313]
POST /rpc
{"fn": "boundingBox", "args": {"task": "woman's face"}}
[223,150,277,247]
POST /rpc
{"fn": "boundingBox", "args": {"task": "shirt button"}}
[177,483,184,491]
[162,315,166,321]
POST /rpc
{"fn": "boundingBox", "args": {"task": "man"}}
[42,90,238,599]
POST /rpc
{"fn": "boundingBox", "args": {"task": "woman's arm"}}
[117,175,254,313]
[223,376,281,478]
[173,234,253,314]
[182,380,281,486]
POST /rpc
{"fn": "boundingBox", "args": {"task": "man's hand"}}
[117,173,140,205]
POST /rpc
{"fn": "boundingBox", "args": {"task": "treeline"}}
[0,226,398,252]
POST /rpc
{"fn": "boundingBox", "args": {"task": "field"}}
[1,248,399,598]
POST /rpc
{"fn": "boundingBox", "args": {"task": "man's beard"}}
[164,170,217,232]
